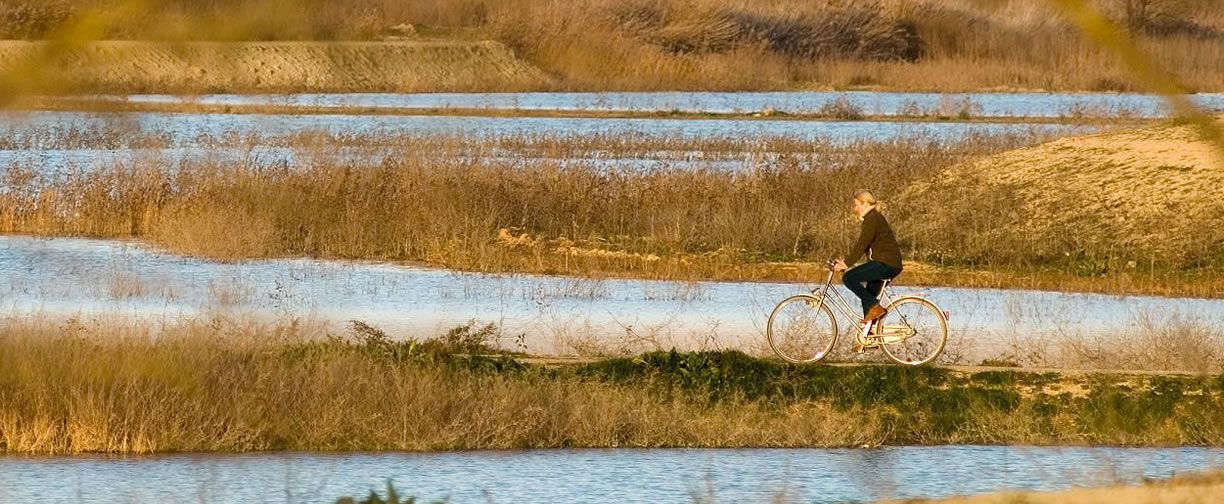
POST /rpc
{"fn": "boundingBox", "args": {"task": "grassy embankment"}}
[2,0,1224,92]
[1,121,1221,297]
[3,316,1224,454]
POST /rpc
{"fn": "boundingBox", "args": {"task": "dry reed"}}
[980,314,1224,374]
[0,316,892,453]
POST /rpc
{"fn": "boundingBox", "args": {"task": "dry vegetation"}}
[2,315,1224,454]
[978,313,1224,374]
[1,125,1221,296]
[2,0,1224,92]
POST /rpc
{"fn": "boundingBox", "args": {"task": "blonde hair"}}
[854,189,884,212]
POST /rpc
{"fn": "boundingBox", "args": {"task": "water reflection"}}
[5,235,1222,360]
[0,110,1089,145]
[0,147,783,178]
[0,446,1219,503]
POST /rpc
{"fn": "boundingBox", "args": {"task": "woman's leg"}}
[843,262,884,315]
[843,261,901,315]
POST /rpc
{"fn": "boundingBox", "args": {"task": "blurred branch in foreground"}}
[1049,0,1224,161]
[0,0,146,106]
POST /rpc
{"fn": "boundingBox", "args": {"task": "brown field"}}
[2,0,1224,92]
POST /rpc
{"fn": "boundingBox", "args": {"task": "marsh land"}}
[3,2,1224,500]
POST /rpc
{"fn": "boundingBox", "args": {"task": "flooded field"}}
[0,110,1089,146]
[1,446,1221,503]
[5,235,1221,362]
[3,92,1127,180]
[116,91,1224,117]
[0,146,764,176]
[3,1,1223,497]
[3,92,1221,495]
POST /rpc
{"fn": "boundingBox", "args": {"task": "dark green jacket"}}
[847,209,903,269]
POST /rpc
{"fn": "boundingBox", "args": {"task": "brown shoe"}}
[863,304,887,323]
[852,342,880,353]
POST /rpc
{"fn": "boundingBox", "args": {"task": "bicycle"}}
[766,259,949,366]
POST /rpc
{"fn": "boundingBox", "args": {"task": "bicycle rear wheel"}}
[767,295,839,363]
[878,296,948,366]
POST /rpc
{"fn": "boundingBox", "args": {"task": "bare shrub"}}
[1060,314,1224,373]
[818,96,866,120]
[0,1,75,39]
[612,3,920,61]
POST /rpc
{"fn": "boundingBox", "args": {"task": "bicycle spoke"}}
[879,298,947,365]
[767,295,838,363]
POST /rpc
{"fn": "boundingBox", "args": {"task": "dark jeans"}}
[843,261,902,315]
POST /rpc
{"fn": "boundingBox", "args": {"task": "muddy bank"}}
[0,40,551,94]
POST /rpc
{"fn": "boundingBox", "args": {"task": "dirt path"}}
[513,354,1213,376]
[0,40,551,94]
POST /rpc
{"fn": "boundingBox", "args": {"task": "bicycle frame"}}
[808,267,892,338]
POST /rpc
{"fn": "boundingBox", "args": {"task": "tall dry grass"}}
[0,131,1011,265]
[1,0,1223,92]
[0,315,895,453]
[981,313,1224,374]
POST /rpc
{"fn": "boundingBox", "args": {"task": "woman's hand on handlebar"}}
[832,258,848,272]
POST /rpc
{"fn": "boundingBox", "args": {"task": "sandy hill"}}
[0,40,551,94]
[899,118,1224,267]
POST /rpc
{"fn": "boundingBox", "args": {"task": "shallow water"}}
[1,446,1221,503]
[0,110,1088,146]
[0,147,760,177]
[0,96,1095,178]
[121,91,1224,117]
[5,235,1221,359]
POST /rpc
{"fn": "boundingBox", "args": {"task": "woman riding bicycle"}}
[767,190,945,364]
[833,190,903,323]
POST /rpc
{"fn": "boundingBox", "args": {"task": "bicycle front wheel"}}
[878,296,948,366]
[767,294,839,363]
